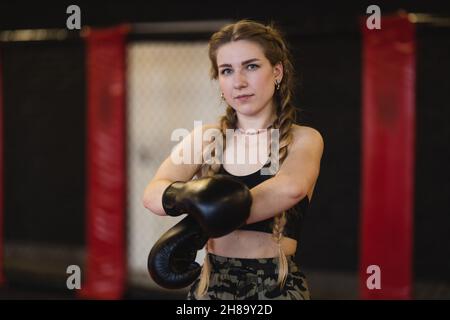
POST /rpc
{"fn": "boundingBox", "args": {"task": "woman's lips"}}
[235,94,254,102]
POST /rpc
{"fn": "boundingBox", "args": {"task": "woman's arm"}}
[143,123,218,215]
[246,126,324,224]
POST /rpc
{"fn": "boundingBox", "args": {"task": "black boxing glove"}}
[148,215,208,289]
[161,174,252,238]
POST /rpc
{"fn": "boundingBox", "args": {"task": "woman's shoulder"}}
[292,124,323,141]
[192,123,222,150]
[290,124,324,152]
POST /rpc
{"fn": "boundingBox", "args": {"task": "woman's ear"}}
[273,62,284,82]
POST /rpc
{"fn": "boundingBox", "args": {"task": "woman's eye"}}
[220,68,232,75]
[247,64,259,70]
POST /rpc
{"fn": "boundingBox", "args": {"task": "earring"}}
[275,80,280,91]
[221,92,225,100]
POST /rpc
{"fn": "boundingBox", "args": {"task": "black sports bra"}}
[218,159,310,242]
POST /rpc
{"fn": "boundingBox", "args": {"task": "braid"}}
[271,101,296,288]
[272,212,288,287]
[196,106,237,297]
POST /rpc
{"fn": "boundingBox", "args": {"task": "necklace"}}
[236,123,274,135]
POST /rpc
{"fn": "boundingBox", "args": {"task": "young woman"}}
[143,19,324,300]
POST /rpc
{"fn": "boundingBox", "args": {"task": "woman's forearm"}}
[143,179,173,216]
[246,175,306,224]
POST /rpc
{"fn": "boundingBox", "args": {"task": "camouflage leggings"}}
[187,253,310,300]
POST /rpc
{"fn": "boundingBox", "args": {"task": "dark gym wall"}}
[292,32,362,273]
[2,41,86,247]
[414,28,450,282]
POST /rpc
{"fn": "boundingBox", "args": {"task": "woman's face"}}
[216,40,283,117]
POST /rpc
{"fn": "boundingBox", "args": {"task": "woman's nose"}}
[233,71,248,89]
